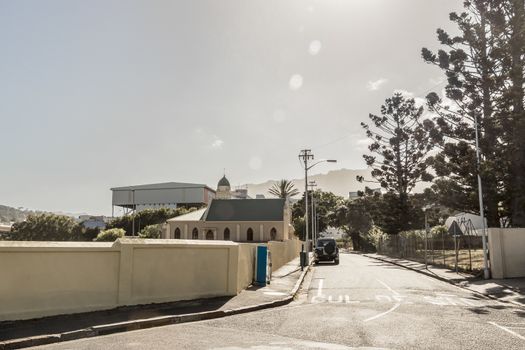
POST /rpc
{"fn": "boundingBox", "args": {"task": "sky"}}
[0,0,462,215]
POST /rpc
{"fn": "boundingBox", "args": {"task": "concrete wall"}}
[488,228,525,279]
[268,239,303,272]
[0,238,302,321]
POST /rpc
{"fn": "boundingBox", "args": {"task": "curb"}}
[0,263,312,349]
[363,253,525,308]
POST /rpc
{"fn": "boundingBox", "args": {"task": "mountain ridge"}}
[244,168,374,199]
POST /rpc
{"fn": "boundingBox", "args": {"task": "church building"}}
[164,175,295,242]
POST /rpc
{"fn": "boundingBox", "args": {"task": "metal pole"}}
[132,189,135,236]
[424,211,429,269]
[309,181,317,247]
[442,229,445,267]
[454,222,458,273]
[300,152,309,253]
[474,113,490,279]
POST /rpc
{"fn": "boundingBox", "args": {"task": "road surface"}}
[36,253,525,349]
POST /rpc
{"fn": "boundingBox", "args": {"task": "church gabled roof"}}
[204,198,285,221]
[218,175,230,187]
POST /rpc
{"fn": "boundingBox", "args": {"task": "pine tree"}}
[422,0,525,227]
[358,93,434,234]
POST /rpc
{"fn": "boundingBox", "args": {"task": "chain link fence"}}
[373,221,484,273]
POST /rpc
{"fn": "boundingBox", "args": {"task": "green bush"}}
[106,207,198,235]
[94,228,125,242]
[7,213,82,241]
[139,224,163,239]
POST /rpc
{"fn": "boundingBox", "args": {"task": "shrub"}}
[106,207,198,235]
[7,213,82,241]
[94,228,125,242]
[139,224,163,239]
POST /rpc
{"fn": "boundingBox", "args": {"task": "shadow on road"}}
[0,296,233,342]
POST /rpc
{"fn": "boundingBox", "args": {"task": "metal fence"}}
[375,219,484,273]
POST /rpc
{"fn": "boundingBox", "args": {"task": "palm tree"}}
[268,179,300,199]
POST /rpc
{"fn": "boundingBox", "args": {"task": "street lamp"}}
[299,149,337,254]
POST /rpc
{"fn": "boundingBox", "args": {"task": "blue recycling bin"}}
[255,246,268,285]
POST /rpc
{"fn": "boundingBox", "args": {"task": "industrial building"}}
[111,182,216,215]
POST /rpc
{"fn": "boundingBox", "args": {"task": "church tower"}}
[216,174,231,199]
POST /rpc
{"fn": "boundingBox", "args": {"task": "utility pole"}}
[309,181,317,246]
[299,149,314,252]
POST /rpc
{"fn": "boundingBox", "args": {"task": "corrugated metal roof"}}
[111,182,213,191]
[167,208,207,222]
[204,199,285,221]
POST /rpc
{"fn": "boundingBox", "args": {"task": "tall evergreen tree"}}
[358,93,435,234]
[422,0,525,227]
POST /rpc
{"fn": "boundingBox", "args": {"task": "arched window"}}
[174,227,181,239]
[206,230,214,240]
[247,228,254,241]
[224,228,230,240]
[192,228,199,239]
[270,227,277,241]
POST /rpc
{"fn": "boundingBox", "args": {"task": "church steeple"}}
[216,174,231,199]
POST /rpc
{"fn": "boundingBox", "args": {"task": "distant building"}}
[0,223,12,233]
[349,188,382,200]
[79,216,107,230]
[164,175,295,242]
[444,213,487,236]
[165,198,294,242]
[111,182,215,215]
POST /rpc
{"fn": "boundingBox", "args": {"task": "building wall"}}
[166,220,290,242]
[112,187,215,209]
[488,228,525,278]
[0,238,302,321]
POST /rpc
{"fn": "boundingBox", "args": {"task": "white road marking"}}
[364,279,401,322]
[311,279,325,303]
[310,279,360,304]
[489,321,525,341]
[364,303,401,323]
[317,279,324,296]
[376,279,400,296]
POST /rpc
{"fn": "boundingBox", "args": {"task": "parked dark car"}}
[314,238,339,265]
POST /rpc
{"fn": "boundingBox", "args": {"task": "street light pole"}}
[298,150,336,253]
[309,181,317,247]
[473,112,490,279]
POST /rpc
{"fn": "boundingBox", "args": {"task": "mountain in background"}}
[0,205,36,223]
[245,168,374,199]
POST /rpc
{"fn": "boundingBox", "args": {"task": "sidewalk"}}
[363,252,525,307]
[0,256,309,348]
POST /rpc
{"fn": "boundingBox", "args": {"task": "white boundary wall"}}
[0,238,302,321]
[488,228,525,278]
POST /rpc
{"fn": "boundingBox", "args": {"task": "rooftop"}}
[167,208,207,222]
[111,182,213,191]
[204,198,285,222]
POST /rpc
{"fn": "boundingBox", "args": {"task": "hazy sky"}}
[0,0,462,215]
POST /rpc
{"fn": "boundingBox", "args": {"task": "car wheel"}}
[334,258,339,265]
[314,260,319,265]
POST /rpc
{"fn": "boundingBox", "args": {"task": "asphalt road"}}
[35,253,525,349]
